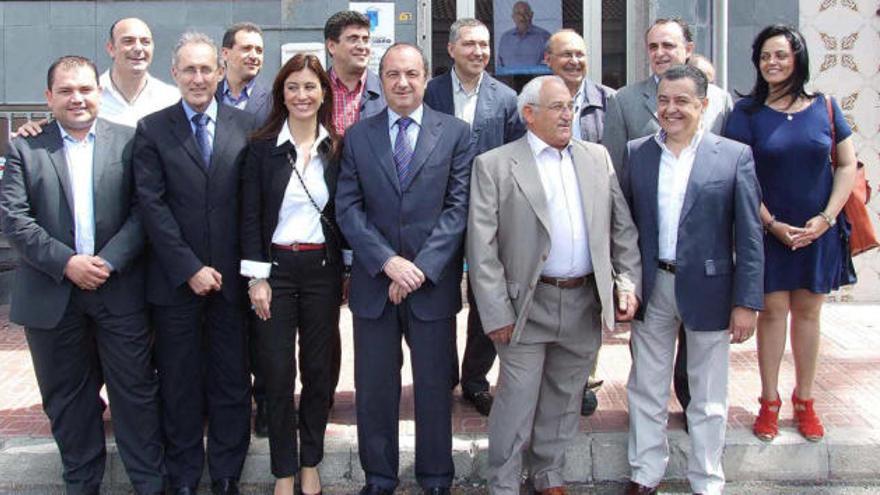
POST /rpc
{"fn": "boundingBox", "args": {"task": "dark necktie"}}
[191,113,212,168]
[393,117,414,186]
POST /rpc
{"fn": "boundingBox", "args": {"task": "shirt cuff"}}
[240,260,272,279]
[342,249,353,267]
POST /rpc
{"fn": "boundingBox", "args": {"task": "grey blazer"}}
[603,77,733,173]
[466,136,642,342]
[0,119,145,328]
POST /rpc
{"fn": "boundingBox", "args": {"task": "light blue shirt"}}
[59,122,97,256]
[387,105,423,152]
[181,98,218,147]
[221,78,256,110]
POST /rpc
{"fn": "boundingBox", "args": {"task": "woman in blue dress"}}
[724,25,857,442]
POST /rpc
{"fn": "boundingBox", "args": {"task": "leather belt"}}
[658,260,676,273]
[538,274,593,289]
[272,242,325,252]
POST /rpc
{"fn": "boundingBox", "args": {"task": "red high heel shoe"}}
[792,391,824,441]
[753,394,781,442]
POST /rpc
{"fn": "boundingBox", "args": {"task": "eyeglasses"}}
[531,102,575,113]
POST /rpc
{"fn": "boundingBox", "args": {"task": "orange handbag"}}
[826,96,879,256]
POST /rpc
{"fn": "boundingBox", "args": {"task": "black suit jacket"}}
[240,134,344,265]
[133,101,257,305]
[215,76,272,126]
[423,71,525,154]
[0,119,145,328]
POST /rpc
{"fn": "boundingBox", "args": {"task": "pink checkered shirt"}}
[329,68,367,136]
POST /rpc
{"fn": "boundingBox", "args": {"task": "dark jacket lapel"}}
[641,78,659,124]
[210,104,236,178]
[43,122,76,218]
[434,72,455,115]
[170,102,209,174]
[403,107,442,191]
[366,110,401,195]
[679,133,719,225]
[472,75,496,134]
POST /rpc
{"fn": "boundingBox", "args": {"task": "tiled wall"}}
[800,0,880,301]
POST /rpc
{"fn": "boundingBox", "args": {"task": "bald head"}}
[544,30,588,95]
[106,18,155,76]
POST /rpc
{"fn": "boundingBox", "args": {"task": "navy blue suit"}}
[424,71,524,397]
[336,105,476,489]
[619,132,764,330]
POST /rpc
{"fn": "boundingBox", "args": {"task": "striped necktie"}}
[393,117,414,185]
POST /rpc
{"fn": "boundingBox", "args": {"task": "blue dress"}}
[724,94,852,294]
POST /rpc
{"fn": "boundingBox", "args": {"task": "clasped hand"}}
[385,256,425,305]
[768,215,830,250]
[188,266,222,296]
[64,255,110,291]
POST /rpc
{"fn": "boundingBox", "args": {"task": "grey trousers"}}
[488,277,602,494]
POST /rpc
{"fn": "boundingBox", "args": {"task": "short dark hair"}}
[378,43,429,77]
[222,22,263,49]
[659,64,708,98]
[47,55,99,90]
[646,17,693,43]
[324,10,370,42]
[741,24,811,111]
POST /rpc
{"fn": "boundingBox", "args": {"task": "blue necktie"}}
[393,117,414,186]
[191,113,212,168]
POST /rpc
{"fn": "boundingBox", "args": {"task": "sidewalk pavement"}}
[1,303,879,492]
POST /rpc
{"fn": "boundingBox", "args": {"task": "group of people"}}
[0,8,858,495]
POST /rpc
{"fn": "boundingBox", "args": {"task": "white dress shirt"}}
[655,128,704,261]
[527,131,592,277]
[272,123,330,245]
[387,105,423,150]
[59,122,97,256]
[99,70,180,128]
[450,68,481,126]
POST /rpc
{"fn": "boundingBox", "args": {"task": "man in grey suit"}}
[603,17,733,413]
[603,17,732,172]
[467,75,641,495]
[424,17,525,417]
[336,43,475,495]
[0,56,163,494]
[619,65,763,495]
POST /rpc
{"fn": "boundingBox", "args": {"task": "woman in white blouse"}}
[240,53,346,495]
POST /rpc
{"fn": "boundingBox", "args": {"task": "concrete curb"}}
[2,428,879,490]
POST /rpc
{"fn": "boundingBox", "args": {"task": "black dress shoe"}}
[581,388,598,416]
[254,399,269,437]
[464,390,493,416]
[423,488,450,495]
[624,480,657,494]
[359,483,394,495]
[212,478,240,495]
[173,487,196,495]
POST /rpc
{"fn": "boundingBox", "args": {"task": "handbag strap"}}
[825,95,838,170]
[286,150,339,240]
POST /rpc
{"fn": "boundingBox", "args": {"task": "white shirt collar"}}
[653,125,705,154]
[451,68,483,97]
[276,120,331,154]
[526,130,571,159]
[387,105,424,130]
[58,120,97,143]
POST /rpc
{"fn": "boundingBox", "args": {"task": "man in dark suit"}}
[216,20,272,437]
[424,17,524,417]
[336,43,476,495]
[619,65,763,495]
[324,10,386,135]
[216,22,271,125]
[133,33,257,495]
[0,56,163,494]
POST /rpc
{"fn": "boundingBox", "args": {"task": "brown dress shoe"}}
[625,481,657,494]
[534,488,567,495]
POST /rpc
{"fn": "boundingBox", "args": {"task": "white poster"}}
[350,2,395,74]
[493,0,560,76]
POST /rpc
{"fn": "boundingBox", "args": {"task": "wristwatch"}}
[818,211,836,227]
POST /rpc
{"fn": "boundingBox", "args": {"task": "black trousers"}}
[354,301,456,491]
[25,289,163,495]
[152,292,251,488]
[459,279,496,396]
[256,249,342,477]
